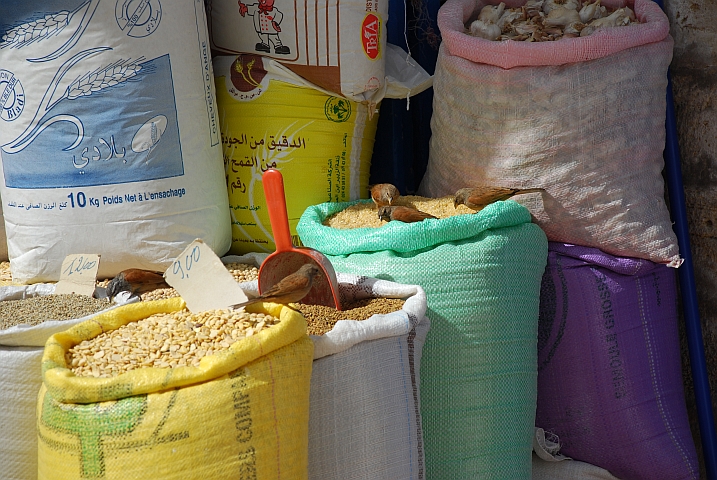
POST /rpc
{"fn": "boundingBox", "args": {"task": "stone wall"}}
[664,0,717,477]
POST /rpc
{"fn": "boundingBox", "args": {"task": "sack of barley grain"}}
[419,0,680,266]
[240,273,430,479]
[37,298,313,480]
[0,285,135,480]
[0,0,230,283]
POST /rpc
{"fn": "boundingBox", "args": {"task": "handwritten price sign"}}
[164,239,249,312]
[54,254,101,296]
[171,243,201,280]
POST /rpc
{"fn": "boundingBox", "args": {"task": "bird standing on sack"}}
[370,183,401,208]
[454,186,546,211]
[378,205,437,223]
[230,264,320,309]
[106,268,169,300]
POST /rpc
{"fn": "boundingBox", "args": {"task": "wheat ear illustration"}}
[0,0,94,52]
[0,11,71,48]
[234,60,261,88]
[65,59,143,101]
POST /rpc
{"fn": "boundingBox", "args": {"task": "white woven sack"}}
[0,285,135,480]
[240,273,429,480]
[0,193,7,261]
[532,456,621,480]
[221,252,268,269]
[532,429,620,480]
[419,0,680,266]
[0,0,230,283]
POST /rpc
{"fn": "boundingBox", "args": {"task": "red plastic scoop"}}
[258,169,342,310]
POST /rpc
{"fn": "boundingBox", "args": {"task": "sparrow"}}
[370,183,400,208]
[378,205,437,223]
[106,268,169,299]
[454,186,546,211]
[230,264,320,309]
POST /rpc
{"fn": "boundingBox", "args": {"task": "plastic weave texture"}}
[37,299,314,480]
[536,243,699,480]
[298,200,548,479]
[419,0,681,267]
[0,284,131,480]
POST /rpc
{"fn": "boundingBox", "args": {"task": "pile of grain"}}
[225,262,260,282]
[138,262,259,301]
[0,294,111,330]
[324,195,474,229]
[298,297,406,335]
[66,308,279,377]
[0,261,13,285]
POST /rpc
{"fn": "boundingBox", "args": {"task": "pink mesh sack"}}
[419,0,681,266]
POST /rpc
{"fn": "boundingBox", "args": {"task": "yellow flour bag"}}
[37,298,313,480]
[214,54,379,254]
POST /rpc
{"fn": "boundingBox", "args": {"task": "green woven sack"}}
[298,199,548,480]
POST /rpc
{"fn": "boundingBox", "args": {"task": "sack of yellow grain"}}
[213,54,379,254]
[37,298,313,480]
[241,273,430,479]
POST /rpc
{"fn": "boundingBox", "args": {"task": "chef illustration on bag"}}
[238,0,290,55]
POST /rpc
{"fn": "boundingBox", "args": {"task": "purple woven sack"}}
[536,243,698,480]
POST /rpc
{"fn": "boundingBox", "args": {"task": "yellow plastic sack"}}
[37,298,313,480]
[214,54,379,254]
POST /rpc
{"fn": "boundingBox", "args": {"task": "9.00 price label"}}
[164,239,248,312]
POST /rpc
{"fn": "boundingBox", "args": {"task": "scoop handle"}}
[262,169,293,252]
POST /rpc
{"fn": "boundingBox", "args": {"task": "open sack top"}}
[297,199,534,256]
[439,0,670,68]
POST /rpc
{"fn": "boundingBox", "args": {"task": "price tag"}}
[54,254,101,297]
[164,239,249,312]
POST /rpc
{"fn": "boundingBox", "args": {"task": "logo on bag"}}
[0,69,24,121]
[115,0,162,37]
[227,55,269,101]
[361,14,381,60]
[40,391,148,478]
[324,97,351,123]
[40,388,190,478]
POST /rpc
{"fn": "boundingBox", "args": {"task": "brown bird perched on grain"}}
[370,183,400,208]
[230,264,320,309]
[454,186,546,211]
[106,268,169,299]
[378,205,437,223]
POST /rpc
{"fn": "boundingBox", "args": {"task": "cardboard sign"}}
[164,239,249,312]
[54,254,101,297]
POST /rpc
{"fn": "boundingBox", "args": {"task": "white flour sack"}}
[419,0,681,266]
[205,0,388,104]
[0,0,231,283]
[0,194,7,261]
